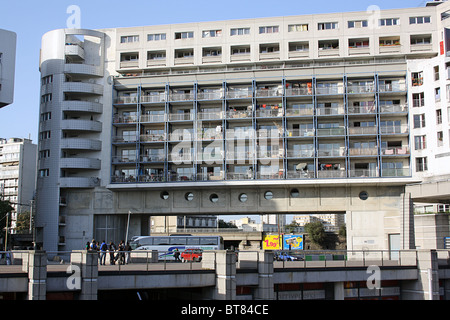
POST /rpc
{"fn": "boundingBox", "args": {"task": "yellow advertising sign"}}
[263,235,281,250]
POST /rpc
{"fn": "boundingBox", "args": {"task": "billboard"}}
[263,235,281,250]
[283,235,303,250]
[263,234,304,250]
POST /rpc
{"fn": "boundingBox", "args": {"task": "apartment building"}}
[36,2,450,253]
[0,28,16,108]
[0,138,37,231]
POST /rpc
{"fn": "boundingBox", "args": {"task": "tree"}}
[15,211,31,233]
[0,199,14,246]
[304,221,326,246]
[285,221,300,233]
[218,219,238,229]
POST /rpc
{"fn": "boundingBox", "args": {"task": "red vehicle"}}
[181,248,203,262]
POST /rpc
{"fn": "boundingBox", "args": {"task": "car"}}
[275,251,302,261]
[181,248,203,262]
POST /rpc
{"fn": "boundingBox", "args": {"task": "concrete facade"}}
[0,28,16,108]
[35,2,450,254]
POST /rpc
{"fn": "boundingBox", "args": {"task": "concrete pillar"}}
[400,192,416,250]
[254,251,274,300]
[25,251,47,300]
[402,250,440,300]
[202,250,236,300]
[215,250,236,300]
[71,250,98,300]
[334,282,345,300]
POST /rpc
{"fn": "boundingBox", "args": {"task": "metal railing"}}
[3,250,450,274]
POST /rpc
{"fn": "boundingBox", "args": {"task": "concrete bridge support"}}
[70,250,98,300]
[209,250,236,300]
[402,250,440,300]
[254,251,274,300]
[22,251,47,300]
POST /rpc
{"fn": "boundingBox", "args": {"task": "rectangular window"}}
[413,114,426,128]
[414,135,427,150]
[411,35,432,45]
[412,93,425,107]
[379,18,400,26]
[409,16,431,24]
[175,32,194,39]
[259,26,279,34]
[416,157,428,172]
[288,24,308,32]
[147,33,166,41]
[437,131,444,147]
[436,109,442,124]
[411,72,423,86]
[348,20,368,28]
[230,28,250,36]
[202,30,222,38]
[318,22,338,30]
[120,35,139,43]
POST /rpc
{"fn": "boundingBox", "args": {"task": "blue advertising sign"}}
[283,235,303,250]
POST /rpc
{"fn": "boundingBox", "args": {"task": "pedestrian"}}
[174,248,181,262]
[109,241,116,265]
[99,240,107,265]
[85,242,90,251]
[125,242,132,264]
[119,240,126,265]
[89,239,97,251]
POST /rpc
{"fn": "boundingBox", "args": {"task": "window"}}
[411,72,423,86]
[202,30,222,38]
[379,37,400,46]
[209,194,219,203]
[175,32,194,39]
[416,157,428,172]
[434,66,440,81]
[42,75,53,85]
[239,193,248,202]
[379,18,400,26]
[288,24,308,32]
[318,22,338,30]
[414,135,427,150]
[437,131,444,147]
[121,53,139,62]
[160,191,169,200]
[264,191,274,200]
[409,16,431,24]
[413,114,426,128]
[230,28,250,36]
[121,35,139,43]
[259,26,279,34]
[39,169,50,177]
[348,20,368,28]
[147,33,166,41]
[185,192,194,201]
[41,93,52,103]
[412,93,425,107]
[290,189,299,198]
[437,109,442,124]
[147,51,166,60]
[318,40,339,50]
[411,35,432,45]
[349,39,369,48]
[359,191,369,200]
[231,46,250,55]
[289,42,309,52]
[203,48,222,57]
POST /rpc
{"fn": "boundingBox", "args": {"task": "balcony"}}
[226,109,252,119]
[140,134,166,142]
[169,92,195,102]
[64,63,103,77]
[197,172,224,181]
[114,96,139,105]
[198,111,223,120]
[61,100,102,114]
[317,170,346,178]
[286,170,315,179]
[60,157,101,170]
[315,85,344,95]
[60,177,100,188]
[197,91,223,100]
[380,104,407,114]
[380,125,409,135]
[255,88,282,98]
[140,114,166,123]
[168,113,194,121]
[316,127,345,136]
[61,119,102,132]
[285,106,314,117]
[316,106,345,116]
[286,129,315,138]
[381,168,410,177]
[65,44,85,60]
[141,94,166,104]
[113,114,138,124]
[226,89,252,99]
[349,148,378,156]
[62,82,103,95]
[256,107,283,118]
[147,58,166,67]
[60,138,102,151]
[112,156,137,164]
[347,84,374,94]
[381,147,410,156]
[285,87,312,96]
[348,126,377,135]
[348,169,379,178]
[141,154,165,163]
[286,149,314,158]
[317,147,346,157]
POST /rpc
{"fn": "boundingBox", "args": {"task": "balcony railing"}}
[316,106,345,116]
[381,147,409,155]
[140,134,166,142]
[381,168,410,177]
[349,148,378,156]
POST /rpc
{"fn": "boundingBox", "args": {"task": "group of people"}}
[87,239,131,265]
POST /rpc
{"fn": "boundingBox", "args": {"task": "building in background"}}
[293,214,345,232]
[0,28,17,108]
[36,2,450,253]
[0,138,37,231]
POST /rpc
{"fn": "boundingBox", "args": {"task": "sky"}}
[0,0,426,223]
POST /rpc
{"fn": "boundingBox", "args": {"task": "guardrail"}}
[2,250,450,274]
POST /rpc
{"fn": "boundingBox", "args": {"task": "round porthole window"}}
[210,194,219,203]
[264,191,273,200]
[359,191,369,201]
[160,191,169,200]
[290,188,299,198]
[185,192,194,201]
[239,193,248,202]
